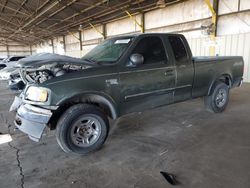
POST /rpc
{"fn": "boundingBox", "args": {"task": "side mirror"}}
[128,53,144,67]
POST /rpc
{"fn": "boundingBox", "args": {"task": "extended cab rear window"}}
[168,36,188,62]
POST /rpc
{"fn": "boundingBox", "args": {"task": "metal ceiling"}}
[0,0,183,45]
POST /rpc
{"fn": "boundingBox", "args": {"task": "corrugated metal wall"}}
[34,41,53,54]
[53,36,64,55]
[81,26,103,55]
[64,32,82,57]
[0,42,31,58]
[187,33,250,82]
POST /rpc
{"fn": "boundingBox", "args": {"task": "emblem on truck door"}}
[105,79,118,85]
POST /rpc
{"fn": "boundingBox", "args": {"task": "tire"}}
[204,82,229,113]
[56,104,109,155]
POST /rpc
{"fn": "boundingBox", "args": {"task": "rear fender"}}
[207,74,232,96]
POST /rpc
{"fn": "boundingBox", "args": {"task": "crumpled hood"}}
[16,53,95,68]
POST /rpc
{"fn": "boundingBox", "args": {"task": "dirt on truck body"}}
[11,33,244,155]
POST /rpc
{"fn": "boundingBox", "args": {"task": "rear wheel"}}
[56,104,109,155]
[204,82,229,113]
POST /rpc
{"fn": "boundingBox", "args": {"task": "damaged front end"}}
[15,102,52,141]
[17,53,93,85]
[10,95,53,142]
[10,53,96,141]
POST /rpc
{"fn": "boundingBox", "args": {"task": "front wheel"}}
[204,82,229,113]
[56,104,109,155]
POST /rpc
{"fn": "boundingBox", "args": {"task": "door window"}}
[132,36,167,64]
[168,36,188,63]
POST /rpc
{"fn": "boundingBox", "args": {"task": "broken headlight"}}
[25,86,49,102]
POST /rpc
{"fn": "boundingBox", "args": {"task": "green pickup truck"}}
[11,33,244,155]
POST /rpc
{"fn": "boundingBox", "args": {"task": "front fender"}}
[58,91,119,119]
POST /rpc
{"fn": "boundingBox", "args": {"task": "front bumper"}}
[12,97,53,142]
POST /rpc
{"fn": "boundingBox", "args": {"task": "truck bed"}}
[192,56,244,98]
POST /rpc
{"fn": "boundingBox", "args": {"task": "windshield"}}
[82,37,134,64]
[1,58,8,63]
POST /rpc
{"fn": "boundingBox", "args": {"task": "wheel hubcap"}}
[70,116,101,147]
[215,88,227,107]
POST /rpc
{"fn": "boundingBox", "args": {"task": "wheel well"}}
[48,94,118,130]
[218,75,232,87]
[208,75,232,96]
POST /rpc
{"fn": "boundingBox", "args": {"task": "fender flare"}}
[207,74,232,96]
[58,92,119,119]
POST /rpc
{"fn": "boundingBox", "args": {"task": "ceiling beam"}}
[52,0,181,37]
[0,0,8,12]
[0,0,186,45]
[4,0,29,28]
[56,2,143,34]
[52,0,182,36]
[0,17,46,44]
[38,0,133,37]
[44,0,110,31]
[7,0,60,40]
[36,0,51,13]
[0,2,30,16]
[28,0,117,39]
[34,0,78,26]
[74,1,111,8]
[0,12,26,17]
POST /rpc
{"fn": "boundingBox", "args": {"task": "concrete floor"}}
[0,81,250,188]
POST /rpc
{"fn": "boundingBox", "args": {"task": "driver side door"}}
[119,36,176,115]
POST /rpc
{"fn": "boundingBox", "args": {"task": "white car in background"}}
[0,56,26,69]
[0,56,26,80]
[0,58,7,70]
[0,67,17,80]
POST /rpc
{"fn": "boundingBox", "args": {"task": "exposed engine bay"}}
[19,63,87,84]
[7,53,96,89]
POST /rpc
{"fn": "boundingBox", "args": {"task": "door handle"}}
[164,69,174,76]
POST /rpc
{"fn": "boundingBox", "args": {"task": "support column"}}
[51,39,55,53]
[141,12,145,33]
[30,45,32,55]
[6,44,9,57]
[237,0,241,11]
[79,31,83,51]
[204,0,218,56]
[62,35,66,53]
[102,24,107,39]
[213,0,219,36]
